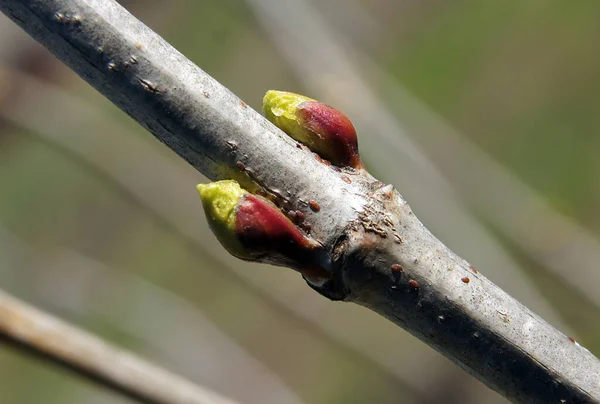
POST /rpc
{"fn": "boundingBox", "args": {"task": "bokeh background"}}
[1,1,600,403]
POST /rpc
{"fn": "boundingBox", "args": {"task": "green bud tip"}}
[197,180,248,258]
[263,90,315,141]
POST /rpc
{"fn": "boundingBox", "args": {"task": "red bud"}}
[263,90,363,169]
[297,101,363,169]
[236,194,329,280]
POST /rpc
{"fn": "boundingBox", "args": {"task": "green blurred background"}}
[1,1,599,403]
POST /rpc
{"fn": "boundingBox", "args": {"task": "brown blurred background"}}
[1,1,599,403]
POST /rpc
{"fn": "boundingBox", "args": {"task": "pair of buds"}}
[197,91,362,282]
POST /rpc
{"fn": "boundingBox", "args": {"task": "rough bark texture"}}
[1,0,599,403]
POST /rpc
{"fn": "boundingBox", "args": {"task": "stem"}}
[1,0,599,403]
[340,187,600,404]
[0,289,238,404]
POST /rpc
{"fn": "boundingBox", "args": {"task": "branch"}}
[0,289,238,404]
[1,1,599,403]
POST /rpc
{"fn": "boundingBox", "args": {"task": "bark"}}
[0,0,599,403]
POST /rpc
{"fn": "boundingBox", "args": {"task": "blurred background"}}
[1,1,599,403]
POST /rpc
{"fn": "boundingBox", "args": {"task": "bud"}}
[197,180,248,258]
[197,180,330,280]
[263,90,363,169]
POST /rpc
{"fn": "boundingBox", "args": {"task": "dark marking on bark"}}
[138,78,160,93]
[309,200,320,212]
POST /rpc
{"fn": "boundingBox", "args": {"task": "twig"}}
[0,289,239,404]
[1,1,599,403]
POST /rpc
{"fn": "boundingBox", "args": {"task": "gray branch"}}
[0,0,599,403]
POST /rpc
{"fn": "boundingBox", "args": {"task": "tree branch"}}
[1,0,599,403]
[0,289,238,404]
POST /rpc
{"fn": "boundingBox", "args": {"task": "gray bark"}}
[0,0,599,403]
